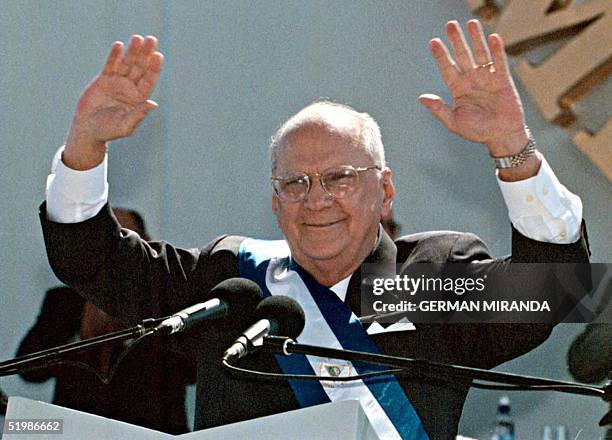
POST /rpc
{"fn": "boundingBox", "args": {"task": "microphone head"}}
[209,277,264,318]
[254,296,305,339]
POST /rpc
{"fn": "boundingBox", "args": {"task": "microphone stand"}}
[263,336,610,401]
[0,318,163,377]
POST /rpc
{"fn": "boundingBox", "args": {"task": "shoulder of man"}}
[185,235,249,294]
[394,230,490,264]
[203,235,247,256]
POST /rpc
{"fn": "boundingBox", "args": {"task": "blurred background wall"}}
[0,1,609,438]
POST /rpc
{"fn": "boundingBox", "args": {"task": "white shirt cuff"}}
[496,154,582,244]
[46,146,109,223]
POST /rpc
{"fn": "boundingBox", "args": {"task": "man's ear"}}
[380,168,395,219]
[272,194,279,215]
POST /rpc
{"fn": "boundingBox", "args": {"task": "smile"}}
[304,219,344,228]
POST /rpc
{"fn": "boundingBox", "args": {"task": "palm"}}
[444,68,524,144]
[419,20,527,153]
[77,75,145,141]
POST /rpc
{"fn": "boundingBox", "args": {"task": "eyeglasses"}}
[271,165,381,203]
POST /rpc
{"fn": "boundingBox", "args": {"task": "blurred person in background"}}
[0,385,7,415]
[568,323,612,440]
[18,208,196,434]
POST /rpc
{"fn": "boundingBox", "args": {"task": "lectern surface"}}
[3,397,379,440]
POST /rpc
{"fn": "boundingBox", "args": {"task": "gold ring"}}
[476,61,494,69]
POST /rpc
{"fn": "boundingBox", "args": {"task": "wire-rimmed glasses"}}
[271,165,381,203]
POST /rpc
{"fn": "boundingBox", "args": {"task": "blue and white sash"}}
[238,238,429,440]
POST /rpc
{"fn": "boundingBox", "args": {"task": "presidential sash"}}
[238,238,429,440]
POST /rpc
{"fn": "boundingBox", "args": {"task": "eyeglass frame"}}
[270,164,382,202]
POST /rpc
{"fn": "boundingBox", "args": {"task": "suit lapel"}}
[345,226,397,315]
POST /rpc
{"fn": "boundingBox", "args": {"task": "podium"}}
[3,397,379,439]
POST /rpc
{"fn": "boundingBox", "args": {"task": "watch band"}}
[491,128,537,169]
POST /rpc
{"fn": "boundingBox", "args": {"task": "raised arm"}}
[42,37,209,324]
[418,20,586,246]
[63,35,163,170]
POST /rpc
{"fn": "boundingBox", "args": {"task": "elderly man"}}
[41,20,589,440]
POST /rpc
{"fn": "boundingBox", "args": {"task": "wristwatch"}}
[491,128,537,169]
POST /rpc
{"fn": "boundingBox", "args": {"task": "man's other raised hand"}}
[63,35,163,170]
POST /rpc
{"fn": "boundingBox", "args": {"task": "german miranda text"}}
[359,263,608,324]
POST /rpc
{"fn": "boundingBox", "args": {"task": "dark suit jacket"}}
[40,202,590,440]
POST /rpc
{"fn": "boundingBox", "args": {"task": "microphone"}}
[222,296,305,362]
[155,278,263,335]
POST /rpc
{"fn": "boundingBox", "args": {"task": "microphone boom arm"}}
[0,318,162,377]
[264,336,609,401]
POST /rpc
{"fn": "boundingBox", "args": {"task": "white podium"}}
[3,397,379,440]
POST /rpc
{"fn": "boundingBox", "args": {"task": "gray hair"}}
[270,100,386,173]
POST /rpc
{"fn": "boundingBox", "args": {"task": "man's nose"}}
[303,177,334,210]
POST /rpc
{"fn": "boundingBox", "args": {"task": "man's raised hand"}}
[418,20,530,159]
[63,35,163,170]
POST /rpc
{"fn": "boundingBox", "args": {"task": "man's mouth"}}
[304,219,344,228]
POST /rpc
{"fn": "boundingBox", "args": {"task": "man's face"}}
[272,118,394,282]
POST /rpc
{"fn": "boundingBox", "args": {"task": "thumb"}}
[418,94,453,130]
[119,100,158,137]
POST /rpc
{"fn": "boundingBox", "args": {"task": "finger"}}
[118,35,144,76]
[429,38,461,87]
[101,42,124,75]
[418,94,454,131]
[119,100,158,137]
[446,20,475,72]
[467,19,492,66]
[137,51,164,97]
[141,35,158,57]
[488,33,511,78]
[129,35,158,82]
